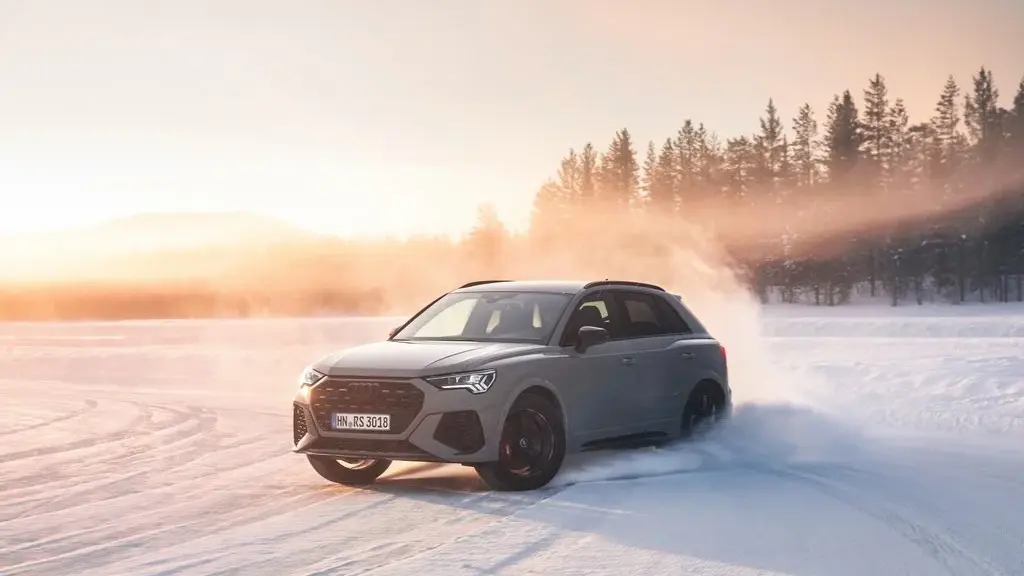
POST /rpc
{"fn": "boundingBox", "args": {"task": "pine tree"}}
[932,76,967,176]
[557,148,581,203]
[824,90,862,186]
[649,138,677,212]
[579,143,597,199]
[597,129,639,207]
[886,99,914,226]
[693,123,720,194]
[722,136,755,203]
[861,75,899,298]
[673,121,698,203]
[964,67,1003,163]
[887,99,911,179]
[930,77,972,300]
[640,141,657,203]
[822,90,862,304]
[754,99,786,193]
[1009,78,1024,301]
[1009,77,1024,154]
[861,74,892,191]
[791,103,820,188]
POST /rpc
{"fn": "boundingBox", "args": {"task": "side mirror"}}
[575,325,609,352]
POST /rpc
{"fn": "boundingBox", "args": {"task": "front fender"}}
[492,375,569,447]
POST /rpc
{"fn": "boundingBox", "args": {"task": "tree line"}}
[4,68,1024,321]
[526,67,1024,306]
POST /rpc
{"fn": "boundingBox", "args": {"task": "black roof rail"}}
[457,280,513,289]
[583,280,666,291]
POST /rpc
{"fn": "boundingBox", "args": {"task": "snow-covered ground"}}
[2,305,1023,575]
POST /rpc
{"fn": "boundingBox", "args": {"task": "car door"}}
[558,290,640,443]
[607,289,696,430]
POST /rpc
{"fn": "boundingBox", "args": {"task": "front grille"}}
[309,379,425,434]
[293,404,309,446]
[433,410,485,454]
[306,437,435,459]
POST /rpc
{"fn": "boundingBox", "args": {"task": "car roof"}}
[451,280,666,294]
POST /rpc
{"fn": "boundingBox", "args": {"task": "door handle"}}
[621,357,636,366]
[680,352,695,360]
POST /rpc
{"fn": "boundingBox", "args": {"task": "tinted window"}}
[613,291,691,338]
[651,294,692,334]
[394,291,571,343]
[561,292,615,345]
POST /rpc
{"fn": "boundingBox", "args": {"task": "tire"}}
[306,455,392,486]
[680,381,725,439]
[475,392,566,491]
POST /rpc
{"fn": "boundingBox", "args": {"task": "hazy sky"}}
[0,0,1021,238]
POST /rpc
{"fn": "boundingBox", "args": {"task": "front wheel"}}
[475,392,566,491]
[306,455,392,486]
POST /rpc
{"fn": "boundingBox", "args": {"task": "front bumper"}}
[291,375,504,464]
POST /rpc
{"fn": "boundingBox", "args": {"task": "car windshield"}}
[391,291,572,344]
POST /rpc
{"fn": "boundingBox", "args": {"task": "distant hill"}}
[0,212,326,282]
[28,211,317,248]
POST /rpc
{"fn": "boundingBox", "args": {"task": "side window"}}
[617,292,668,338]
[652,294,692,334]
[561,292,612,346]
[612,291,690,338]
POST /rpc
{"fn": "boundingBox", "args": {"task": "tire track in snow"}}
[292,486,571,576]
[0,403,226,513]
[0,399,99,437]
[0,415,280,524]
[0,400,168,465]
[0,486,387,574]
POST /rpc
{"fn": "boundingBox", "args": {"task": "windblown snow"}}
[2,305,1024,575]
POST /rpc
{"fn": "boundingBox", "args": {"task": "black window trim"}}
[605,288,694,341]
[558,289,619,347]
[557,287,695,347]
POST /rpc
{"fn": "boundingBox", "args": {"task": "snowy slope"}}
[1,307,1023,575]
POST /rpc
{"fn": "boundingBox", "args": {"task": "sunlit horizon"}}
[0,0,1021,242]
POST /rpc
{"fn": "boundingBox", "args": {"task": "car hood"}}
[317,340,546,377]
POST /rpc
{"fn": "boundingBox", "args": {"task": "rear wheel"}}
[306,455,392,486]
[680,382,725,439]
[476,392,566,491]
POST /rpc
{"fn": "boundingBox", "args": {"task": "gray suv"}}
[292,279,730,491]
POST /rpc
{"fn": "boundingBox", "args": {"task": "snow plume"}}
[488,205,805,407]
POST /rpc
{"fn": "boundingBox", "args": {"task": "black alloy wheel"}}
[681,382,723,439]
[500,408,556,478]
[476,392,566,491]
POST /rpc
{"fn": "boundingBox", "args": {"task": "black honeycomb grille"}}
[309,379,425,434]
[433,410,485,454]
[293,404,309,446]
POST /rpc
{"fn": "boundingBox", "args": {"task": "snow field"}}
[1,305,1023,575]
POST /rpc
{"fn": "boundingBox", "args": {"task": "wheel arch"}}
[694,378,727,403]
[688,377,732,420]
[496,377,569,447]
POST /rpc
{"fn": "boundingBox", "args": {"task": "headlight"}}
[298,366,327,398]
[425,370,496,394]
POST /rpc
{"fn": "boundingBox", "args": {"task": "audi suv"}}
[292,279,730,491]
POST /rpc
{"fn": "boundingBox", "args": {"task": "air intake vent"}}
[433,410,485,454]
[293,404,309,446]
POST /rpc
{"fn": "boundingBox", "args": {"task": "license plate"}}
[332,413,391,431]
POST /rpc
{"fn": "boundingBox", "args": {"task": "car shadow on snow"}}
[356,402,917,576]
